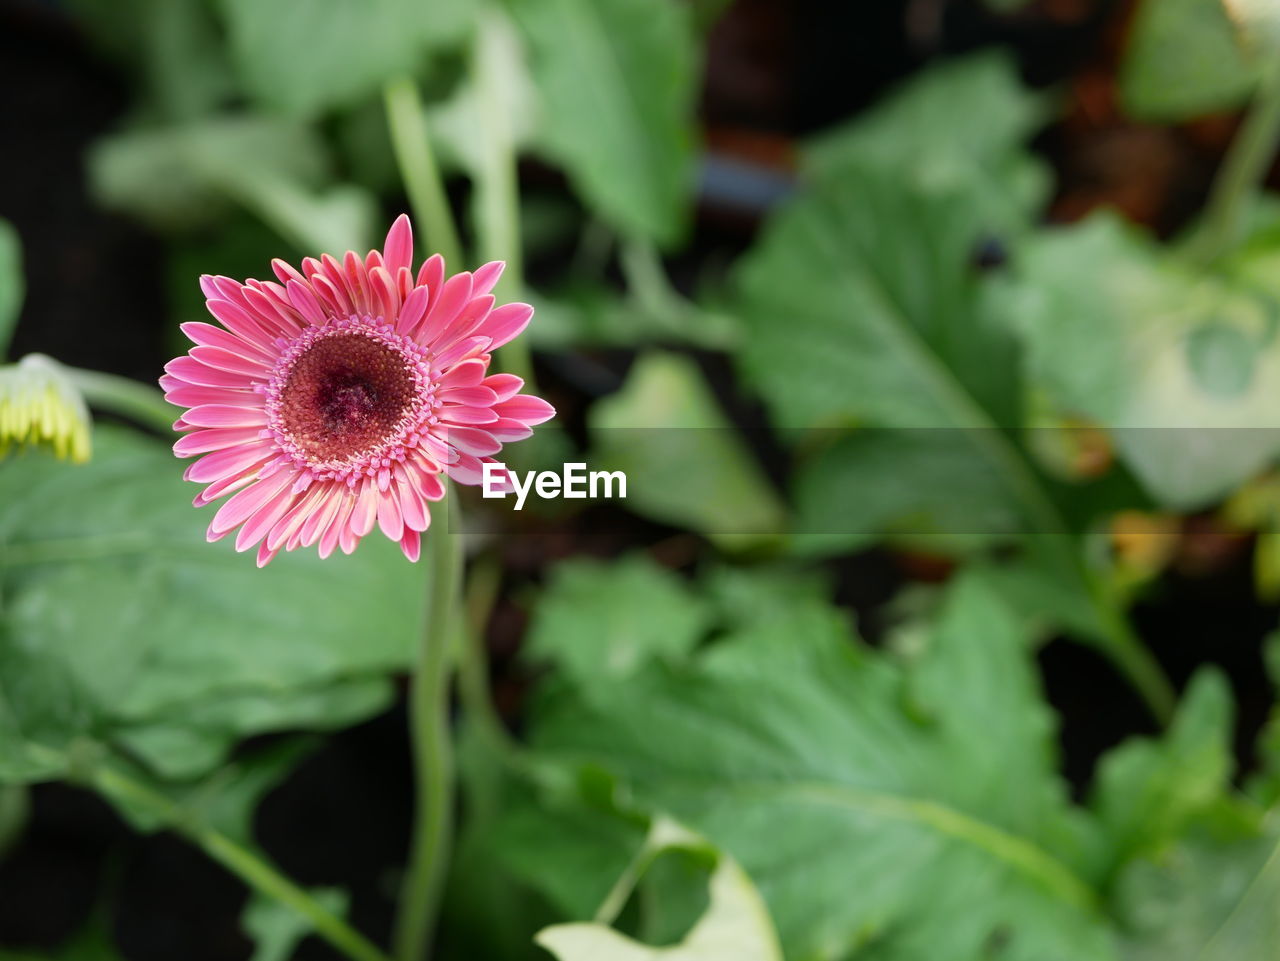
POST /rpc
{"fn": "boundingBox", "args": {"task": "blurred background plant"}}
[3,0,1280,959]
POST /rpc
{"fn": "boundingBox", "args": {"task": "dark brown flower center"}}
[279,333,415,462]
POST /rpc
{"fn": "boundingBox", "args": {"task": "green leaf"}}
[0,219,21,361]
[530,574,1116,961]
[89,116,376,253]
[243,887,348,961]
[1090,670,1235,877]
[733,158,1022,432]
[526,554,712,685]
[512,0,699,246]
[67,0,236,120]
[0,425,420,784]
[588,352,787,551]
[1120,0,1259,120]
[1115,824,1280,960]
[1008,212,1280,509]
[535,818,783,961]
[1247,631,1280,808]
[216,0,471,117]
[804,52,1049,229]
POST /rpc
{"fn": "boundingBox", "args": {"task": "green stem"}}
[1189,58,1280,263]
[383,77,465,271]
[470,10,533,386]
[63,367,176,434]
[393,494,461,961]
[90,764,391,961]
[455,552,518,763]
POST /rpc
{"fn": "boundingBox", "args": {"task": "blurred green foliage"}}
[4,1,1280,960]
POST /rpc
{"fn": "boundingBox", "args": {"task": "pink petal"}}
[183,404,268,428]
[382,214,414,275]
[235,484,299,552]
[271,258,307,286]
[439,386,499,407]
[174,427,265,457]
[399,529,422,562]
[446,427,502,457]
[416,253,445,303]
[481,373,524,402]
[165,356,251,389]
[440,406,499,426]
[186,443,273,483]
[368,266,400,323]
[478,302,533,350]
[164,383,253,407]
[495,394,556,426]
[286,279,329,326]
[377,487,404,540]
[397,285,430,336]
[190,346,271,378]
[471,261,505,297]
[417,272,473,345]
[209,472,293,538]
[433,336,488,369]
[180,322,275,362]
[438,358,487,389]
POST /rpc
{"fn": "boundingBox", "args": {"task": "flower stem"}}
[383,77,465,272]
[393,494,461,961]
[470,10,534,386]
[62,367,177,434]
[89,763,391,961]
[1188,58,1280,263]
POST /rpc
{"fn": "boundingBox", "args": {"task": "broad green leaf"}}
[589,352,787,550]
[1115,823,1280,960]
[804,52,1049,229]
[512,0,698,246]
[243,887,348,961]
[535,819,783,961]
[67,0,235,120]
[526,554,711,684]
[0,425,420,783]
[791,429,1025,555]
[1120,0,1259,120]
[1090,670,1235,877]
[732,158,1042,555]
[0,219,21,361]
[216,0,471,117]
[530,574,1116,961]
[89,116,376,253]
[1008,213,1280,509]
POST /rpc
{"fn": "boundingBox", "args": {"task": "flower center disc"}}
[279,333,415,462]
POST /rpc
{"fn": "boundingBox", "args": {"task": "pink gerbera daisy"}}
[161,215,554,566]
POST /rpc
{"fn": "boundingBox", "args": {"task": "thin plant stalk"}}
[1189,58,1280,263]
[383,77,465,271]
[393,494,461,961]
[89,763,391,961]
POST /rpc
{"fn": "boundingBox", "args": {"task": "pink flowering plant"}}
[164,215,552,566]
[5,4,1280,961]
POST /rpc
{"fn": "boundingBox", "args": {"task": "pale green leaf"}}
[1121,0,1259,120]
[216,0,471,117]
[1116,824,1280,960]
[526,553,711,684]
[589,352,787,550]
[89,116,376,252]
[535,820,783,961]
[0,425,420,783]
[512,0,698,245]
[1090,670,1235,877]
[243,887,348,961]
[1007,213,1280,508]
[530,574,1116,961]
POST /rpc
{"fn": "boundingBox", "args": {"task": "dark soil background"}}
[1,0,1276,958]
